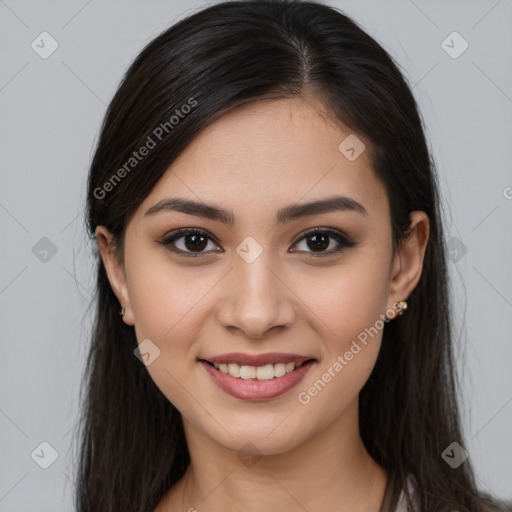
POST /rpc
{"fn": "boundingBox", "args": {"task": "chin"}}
[193,411,317,457]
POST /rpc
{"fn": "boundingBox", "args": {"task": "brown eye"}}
[182,233,209,251]
[305,233,330,251]
[159,228,221,257]
[291,229,357,256]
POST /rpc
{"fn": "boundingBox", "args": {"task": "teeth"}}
[240,365,257,379]
[274,363,286,377]
[212,361,302,380]
[256,364,274,380]
[228,363,240,378]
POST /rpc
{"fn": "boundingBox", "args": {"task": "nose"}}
[216,252,296,339]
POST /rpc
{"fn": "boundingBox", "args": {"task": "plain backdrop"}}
[0,0,511,510]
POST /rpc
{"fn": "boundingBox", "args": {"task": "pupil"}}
[186,234,207,251]
[308,234,328,251]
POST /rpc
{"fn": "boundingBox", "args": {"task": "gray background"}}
[1,0,511,510]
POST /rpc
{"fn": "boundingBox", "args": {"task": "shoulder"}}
[395,477,512,512]
[394,488,413,512]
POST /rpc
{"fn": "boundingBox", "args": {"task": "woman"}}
[75,1,511,510]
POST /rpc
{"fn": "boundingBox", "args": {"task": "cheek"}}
[295,311,385,438]
[296,252,390,346]
[293,254,389,406]
[125,251,223,411]
[127,253,215,343]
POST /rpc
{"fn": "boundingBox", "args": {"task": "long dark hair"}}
[75,1,509,511]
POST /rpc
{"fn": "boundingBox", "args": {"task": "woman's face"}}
[97,96,428,456]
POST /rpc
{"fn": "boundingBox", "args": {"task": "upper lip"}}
[200,352,316,367]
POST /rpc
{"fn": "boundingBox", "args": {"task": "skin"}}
[96,95,429,512]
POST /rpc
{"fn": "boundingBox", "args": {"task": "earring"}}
[119,306,125,317]
[396,300,407,316]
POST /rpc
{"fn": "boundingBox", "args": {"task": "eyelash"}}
[157,227,357,258]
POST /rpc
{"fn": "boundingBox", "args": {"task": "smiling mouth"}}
[199,358,316,381]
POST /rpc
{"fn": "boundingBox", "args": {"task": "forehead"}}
[135,96,389,224]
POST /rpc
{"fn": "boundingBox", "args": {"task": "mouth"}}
[199,358,316,380]
[197,353,317,400]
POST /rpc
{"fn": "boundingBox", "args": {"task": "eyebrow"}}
[144,195,368,226]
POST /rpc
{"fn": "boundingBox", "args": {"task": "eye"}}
[158,227,357,258]
[158,228,221,257]
[291,228,357,256]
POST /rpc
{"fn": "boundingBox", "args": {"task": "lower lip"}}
[200,360,315,400]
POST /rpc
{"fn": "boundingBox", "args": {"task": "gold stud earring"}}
[396,301,407,316]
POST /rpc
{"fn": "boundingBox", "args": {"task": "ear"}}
[386,211,430,313]
[95,225,135,326]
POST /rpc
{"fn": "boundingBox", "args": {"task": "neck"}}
[158,398,388,512]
